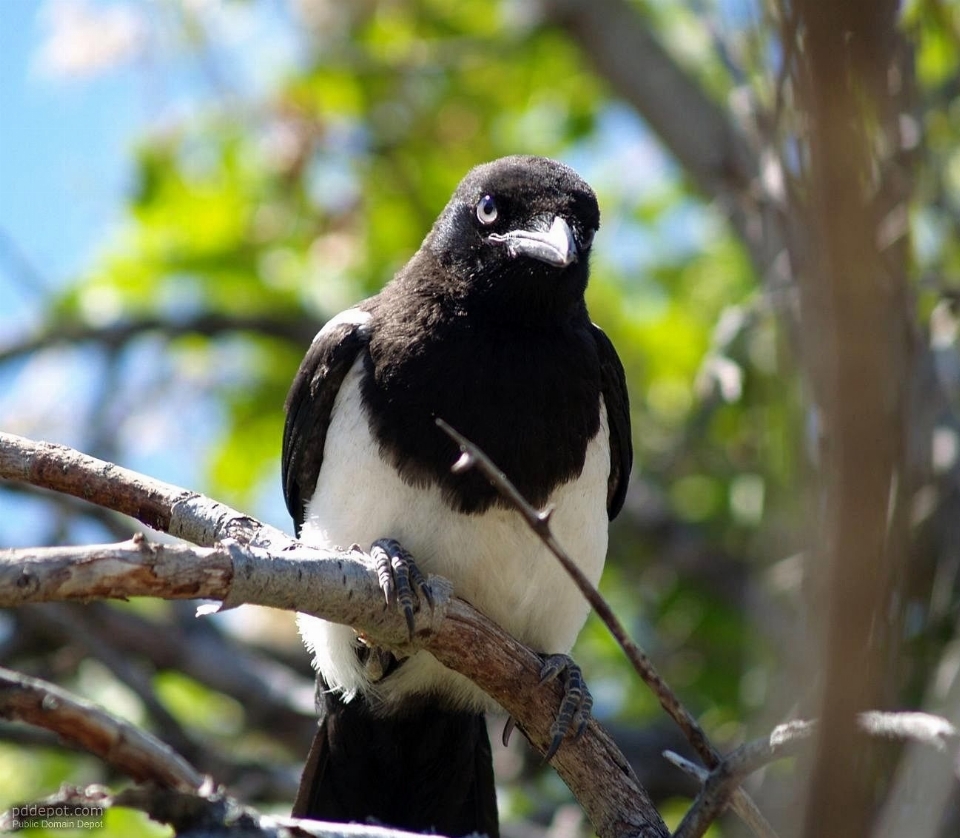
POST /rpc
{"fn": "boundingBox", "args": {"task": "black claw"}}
[538,653,593,761]
[371,542,396,605]
[502,716,517,747]
[391,550,417,636]
[544,731,565,763]
[370,538,432,640]
[539,655,565,685]
[404,552,434,610]
[573,692,594,739]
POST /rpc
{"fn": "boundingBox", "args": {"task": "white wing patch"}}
[312,307,371,344]
[297,356,611,714]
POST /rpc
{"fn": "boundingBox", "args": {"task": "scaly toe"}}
[370,538,432,640]
[539,653,593,761]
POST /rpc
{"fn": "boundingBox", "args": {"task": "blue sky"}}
[0,1,142,327]
[0,0,301,332]
[0,0,145,546]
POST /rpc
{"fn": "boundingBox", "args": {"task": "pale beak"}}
[487,215,577,267]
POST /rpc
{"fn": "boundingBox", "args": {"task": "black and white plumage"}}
[283,156,631,836]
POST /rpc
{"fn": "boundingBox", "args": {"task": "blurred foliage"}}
[4,0,960,834]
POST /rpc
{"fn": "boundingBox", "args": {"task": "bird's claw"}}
[370,538,434,640]
[501,716,517,747]
[539,653,593,761]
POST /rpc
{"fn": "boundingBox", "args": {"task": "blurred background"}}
[2,1,959,836]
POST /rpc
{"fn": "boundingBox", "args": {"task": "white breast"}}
[297,356,611,713]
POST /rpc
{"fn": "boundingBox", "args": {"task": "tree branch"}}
[668,711,959,838]
[791,4,911,836]
[0,312,320,365]
[0,432,668,838]
[0,667,204,791]
[0,432,292,547]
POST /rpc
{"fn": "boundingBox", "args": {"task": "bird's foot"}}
[539,653,593,761]
[370,538,434,640]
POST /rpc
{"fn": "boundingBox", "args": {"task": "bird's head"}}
[426,156,600,317]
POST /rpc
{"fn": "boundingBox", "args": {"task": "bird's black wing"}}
[282,311,371,535]
[590,324,633,520]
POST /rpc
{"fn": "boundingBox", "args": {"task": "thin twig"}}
[664,751,779,838]
[0,312,320,365]
[668,711,958,838]
[437,417,720,767]
[437,418,778,837]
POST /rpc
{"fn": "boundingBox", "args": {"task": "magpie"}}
[282,155,632,836]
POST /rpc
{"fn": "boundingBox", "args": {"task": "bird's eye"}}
[581,228,596,251]
[476,195,498,226]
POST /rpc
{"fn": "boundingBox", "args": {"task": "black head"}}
[425,155,600,318]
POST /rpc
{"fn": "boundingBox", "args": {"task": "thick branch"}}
[0,431,295,550]
[0,433,668,838]
[2,538,233,603]
[0,537,665,837]
[0,537,427,648]
[792,3,910,836]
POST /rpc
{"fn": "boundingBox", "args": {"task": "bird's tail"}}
[293,691,499,838]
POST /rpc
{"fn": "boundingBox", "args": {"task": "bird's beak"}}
[487,216,577,267]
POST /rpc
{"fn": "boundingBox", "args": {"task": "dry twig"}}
[436,419,774,837]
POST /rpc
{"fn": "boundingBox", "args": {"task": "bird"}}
[282,155,632,837]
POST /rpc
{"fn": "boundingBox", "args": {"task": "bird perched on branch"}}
[282,155,631,836]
